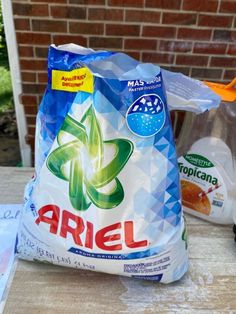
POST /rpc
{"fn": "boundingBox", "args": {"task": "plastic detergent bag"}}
[18,49,191,283]
[162,69,220,113]
[35,44,115,171]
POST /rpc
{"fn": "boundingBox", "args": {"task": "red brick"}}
[20,59,47,71]
[53,35,87,46]
[32,20,67,33]
[170,110,185,137]
[210,56,236,68]
[125,38,157,50]
[21,72,37,82]
[26,116,37,125]
[27,126,36,136]
[142,26,176,38]
[108,0,144,7]
[25,134,35,150]
[24,106,38,115]
[14,0,236,139]
[20,94,38,106]
[159,40,192,53]
[162,66,190,76]
[89,8,123,21]
[38,94,44,103]
[125,10,160,23]
[35,47,49,58]
[191,68,222,79]
[224,70,236,80]
[213,30,236,42]
[70,22,104,35]
[162,12,197,25]
[89,37,123,49]
[17,32,51,45]
[18,46,34,57]
[13,3,49,16]
[142,52,175,64]
[14,18,30,30]
[126,51,141,60]
[198,14,233,27]
[176,55,209,66]
[178,28,212,41]
[220,1,236,13]
[145,0,181,9]
[106,24,140,36]
[25,134,35,151]
[38,72,48,83]
[69,0,105,4]
[31,0,66,2]
[193,43,227,54]
[51,6,86,19]
[22,83,46,94]
[227,44,236,55]
[183,0,218,12]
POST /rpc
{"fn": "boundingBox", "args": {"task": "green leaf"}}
[47,140,82,180]
[81,106,103,170]
[46,106,134,211]
[87,178,124,209]
[69,158,91,210]
[58,115,87,146]
[90,139,134,188]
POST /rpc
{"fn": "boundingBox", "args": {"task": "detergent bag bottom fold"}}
[17,45,188,283]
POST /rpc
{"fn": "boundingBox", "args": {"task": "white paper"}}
[0,204,22,312]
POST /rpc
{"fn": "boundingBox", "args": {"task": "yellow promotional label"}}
[51,68,94,93]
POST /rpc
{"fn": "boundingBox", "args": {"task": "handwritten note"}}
[0,204,22,312]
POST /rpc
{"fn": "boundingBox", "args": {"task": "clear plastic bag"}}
[177,78,236,224]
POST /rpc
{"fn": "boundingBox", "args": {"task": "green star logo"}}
[47,106,134,211]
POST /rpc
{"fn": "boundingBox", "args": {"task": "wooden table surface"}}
[1,167,236,314]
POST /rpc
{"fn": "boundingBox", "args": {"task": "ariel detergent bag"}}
[18,45,188,283]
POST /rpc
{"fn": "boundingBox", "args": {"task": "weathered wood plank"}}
[0,167,33,203]
[4,259,236,313]
[1,167,235,313]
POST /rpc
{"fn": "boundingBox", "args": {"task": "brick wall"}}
[11,0,236,154]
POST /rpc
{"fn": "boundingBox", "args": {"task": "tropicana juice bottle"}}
[177,78,236,224]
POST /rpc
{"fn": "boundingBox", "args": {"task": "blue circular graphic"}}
[126,94,166,137]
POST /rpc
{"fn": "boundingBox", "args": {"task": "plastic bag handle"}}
[204,77,236,102]
[225,77,236,89]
